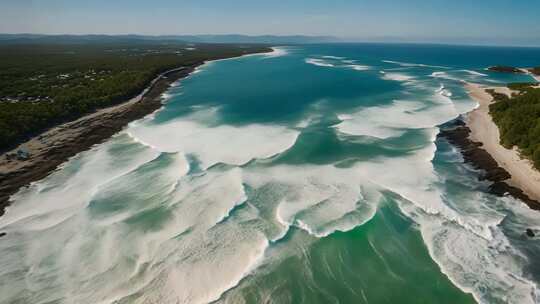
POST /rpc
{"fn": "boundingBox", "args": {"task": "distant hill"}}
[0,34,340,45]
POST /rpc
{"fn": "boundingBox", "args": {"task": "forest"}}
[0,42,269,150]
[490,83,540,169]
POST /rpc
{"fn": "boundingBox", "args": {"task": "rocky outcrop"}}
[487,66,525,74]
[438,119,540,211]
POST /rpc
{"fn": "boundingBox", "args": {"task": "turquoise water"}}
[2,44,540,303]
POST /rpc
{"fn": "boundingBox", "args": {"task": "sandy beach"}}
[465,82,540,202]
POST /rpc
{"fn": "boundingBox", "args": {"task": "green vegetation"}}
[0,42,269,150]
[507,82,539,91]
[489,85,540,169]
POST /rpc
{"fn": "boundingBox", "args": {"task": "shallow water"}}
[2,44,540,304]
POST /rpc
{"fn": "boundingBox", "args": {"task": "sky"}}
[2,0,540,46]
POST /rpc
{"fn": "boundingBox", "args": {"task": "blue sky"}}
[2,0,540,46]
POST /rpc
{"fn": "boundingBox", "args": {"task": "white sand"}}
[465,82,540,201]
[518,68,540,88]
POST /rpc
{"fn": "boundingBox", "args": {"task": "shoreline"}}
[0,48,272,217]
[439,82,540,210]
[519,68,540,83]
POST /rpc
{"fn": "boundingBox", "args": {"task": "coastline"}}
[0,48,272,217]
[440,82,540,210]
[519,68,540,83]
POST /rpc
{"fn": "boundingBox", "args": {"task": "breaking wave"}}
[461,69,488,77]
[305,58,335,67]
[305,56,371,71]
[383,60,450,69]
[381,72,415,82]
[126,107,300,169]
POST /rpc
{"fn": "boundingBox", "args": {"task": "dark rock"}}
[526,229,536,238]
[0,232,6,238]
[16,148,31,160]
[488,66,525,74]
[439,118,540,210]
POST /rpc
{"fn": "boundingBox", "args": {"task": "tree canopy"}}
[489,82,540,169]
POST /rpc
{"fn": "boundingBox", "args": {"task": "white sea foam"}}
[435,84,453,99]
[347,64,370,71]
[264,47,288,58]
[133,168,269,304]
[354,139,503,237]
[461,69,488,77]
[431,71,447,78]
[441,89,453,97]
[347,121,538,303]
[0,155,271,304]
[161,92,172,100]
[161,91,184,103]
[306,56,370,71]
[381,72,415,82]
[127,107,300,169]
[397,197,538,304]
[383,60,449,69]
[128,168,268,304]
[243,165,382,238]
[0,134,162,231]
[305,58,335,67]
[430,71,464,82]
[335,100,459,139]
[322,55,345,60]
[351,144,534,304]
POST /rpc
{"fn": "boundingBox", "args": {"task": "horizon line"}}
[1,32,540,48]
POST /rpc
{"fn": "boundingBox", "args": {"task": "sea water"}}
[2,44,540,304]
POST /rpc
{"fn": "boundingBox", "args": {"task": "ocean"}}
[2,44,540,304]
